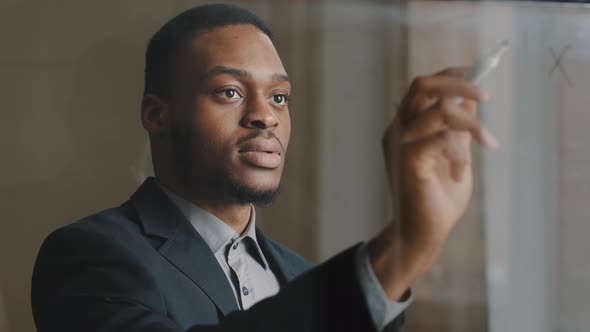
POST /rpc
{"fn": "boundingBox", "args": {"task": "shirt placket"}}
[226,238,255,310]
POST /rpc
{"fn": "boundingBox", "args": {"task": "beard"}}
[170,124,282,206]
[222,176,281,206]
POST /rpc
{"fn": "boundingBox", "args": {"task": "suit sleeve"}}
[32,226,403,332]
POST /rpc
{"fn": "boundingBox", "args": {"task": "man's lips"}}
[237,137,283,169]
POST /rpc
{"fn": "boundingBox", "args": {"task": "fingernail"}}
[481,127,499,149]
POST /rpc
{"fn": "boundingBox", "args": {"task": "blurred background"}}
[1,0,589,331]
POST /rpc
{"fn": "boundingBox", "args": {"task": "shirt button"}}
[233,242,239,250]
[242,287,249,296]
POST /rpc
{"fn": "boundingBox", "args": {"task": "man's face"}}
[168,24,291,204]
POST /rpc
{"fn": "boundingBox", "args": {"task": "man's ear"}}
[141,94,170,135]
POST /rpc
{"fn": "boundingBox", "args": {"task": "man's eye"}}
[272,94,288,105]
[216,88,241,99]
[225,89,236,98]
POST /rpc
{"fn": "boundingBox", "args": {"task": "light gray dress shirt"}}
[160,185,411,330]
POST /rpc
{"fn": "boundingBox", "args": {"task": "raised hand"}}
[369,68,497,300]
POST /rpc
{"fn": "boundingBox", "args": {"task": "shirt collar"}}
[239,208,270,269]
[158,183,269,269]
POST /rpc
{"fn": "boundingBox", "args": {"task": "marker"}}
[455,40,509,105]
[454,40,509,150]
[465,40,509,85]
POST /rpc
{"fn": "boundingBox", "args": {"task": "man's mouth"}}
[238,138,282,169]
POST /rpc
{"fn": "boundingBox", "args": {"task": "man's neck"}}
[156,177,252,235]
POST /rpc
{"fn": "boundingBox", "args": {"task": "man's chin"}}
[222,178,281,206]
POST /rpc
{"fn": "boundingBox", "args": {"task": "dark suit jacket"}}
[32,177,404,331]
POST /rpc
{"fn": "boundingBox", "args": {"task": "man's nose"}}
[240,94,279,129]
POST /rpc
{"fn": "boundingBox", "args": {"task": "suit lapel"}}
[130,177,239,316]
[159,221,239,316]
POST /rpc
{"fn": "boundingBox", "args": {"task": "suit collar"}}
[130,177,239,316]
[129,177,298,313]
[130,177,186,239]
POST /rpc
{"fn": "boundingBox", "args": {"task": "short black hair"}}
[143,3,273,97]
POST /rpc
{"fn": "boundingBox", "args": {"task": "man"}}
[31,4,496,332]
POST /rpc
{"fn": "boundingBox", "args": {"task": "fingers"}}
[397,69,489,129]
[402,98,498,149]
[408,75,488,103]
[444,132,470,182]
[406,131,471,182]
[434,67,470,79]
[388,67,500,184]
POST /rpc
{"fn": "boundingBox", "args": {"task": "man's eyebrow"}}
[272,73,290,82]
[201,66,290,83]
[201,66,252,81]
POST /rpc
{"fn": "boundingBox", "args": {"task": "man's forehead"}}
[193,25,280,56]
[183,25,287,82]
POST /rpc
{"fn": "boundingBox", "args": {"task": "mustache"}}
[236,130,285,153]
